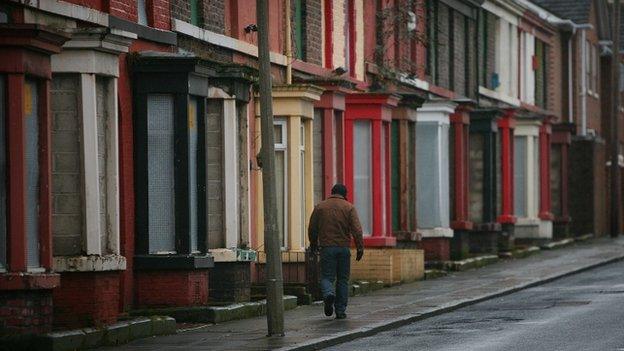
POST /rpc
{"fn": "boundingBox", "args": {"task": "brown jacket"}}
[308,195,364,250]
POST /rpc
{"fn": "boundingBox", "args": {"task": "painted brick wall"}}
[51,74,84,257]
[53,272,120,328]
[135,270,209,307]
[206,99,224,250]
[0,290,54,336]
[332,0,346,69]
[304,0,323,65]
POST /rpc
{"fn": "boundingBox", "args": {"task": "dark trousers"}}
[320,246,351,314]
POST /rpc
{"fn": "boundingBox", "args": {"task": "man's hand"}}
[356,248,364,261]
[309,243,319,254]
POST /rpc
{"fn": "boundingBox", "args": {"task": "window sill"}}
[54,255,127,272]
[210,248,257,263]
[418,227,454,238]
[257,250,307,263]
[393,231,421,242]
[134,254,214,270]
[515,217,541,226]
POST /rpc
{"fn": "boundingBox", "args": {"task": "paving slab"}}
[101,238,624,351]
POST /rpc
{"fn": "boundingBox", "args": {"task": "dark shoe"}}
[335,312,347,319]
[323,295,335,316]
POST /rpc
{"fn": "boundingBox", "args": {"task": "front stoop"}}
[426,255,500,272]
[0,317,176,351]
[129,295,298,324]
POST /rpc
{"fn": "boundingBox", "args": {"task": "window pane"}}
[137,0,148,25]
[51,74,83,256]
[294,0,304,60]
[274,125,283,145]
[188,96,199,253]
[514,136,527,217]
[300,148,306,248]
[25,79,40,268]
[147,94,175,253]
[275,150,287,248]
[0,76,6,268]
[354,120,372,235]
[190,0,200,26]
[380,123,387,230]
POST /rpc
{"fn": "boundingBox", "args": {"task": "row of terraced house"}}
[1,0,623,338]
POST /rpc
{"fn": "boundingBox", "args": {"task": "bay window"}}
[274,119,288,249]
[133,54,214,265]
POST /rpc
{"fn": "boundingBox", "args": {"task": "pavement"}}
[327,258,624,351]
[102,237,624,351]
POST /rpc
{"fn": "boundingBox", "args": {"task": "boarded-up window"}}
[188,96,199,252]
[408,122,417,230]
[333,111,343,184]
[469,133,484,223]
[206,99,224,249]
[51,75,83,256]
[514,136,527,217]
[313,108,323,204]
[353,120,372,235]
[391,121,400,231]
[25,79,40,268]
[147,94,176,253]
[0,75,6,268]
[96,77,111,254]
[274,119,288,248]
[550,144,562,217]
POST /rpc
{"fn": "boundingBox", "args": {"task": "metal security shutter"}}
[147,94,176,254]
[416,123,439,228]
[408,122,417,230]
[25,79,40,268]
[312,108,323,204]
[0,76,5,268]
[353,120,372,235]
[188,96,199,253]
[514,136,527,217]
[391,121,400,231]
[469,133,484,223]
[96,77,110,253]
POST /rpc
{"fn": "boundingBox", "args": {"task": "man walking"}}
[308,184,364,319]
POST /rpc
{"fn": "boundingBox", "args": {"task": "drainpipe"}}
[568,33,574,123]
[580,28,587,136]
[285,0,293,84]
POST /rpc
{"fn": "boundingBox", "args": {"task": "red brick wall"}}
[0,290,53,336]
[109,0,138,22]
[418,237,450,261]
[149,0,171,30]
[135,270,209,307]
[52,272,121,329]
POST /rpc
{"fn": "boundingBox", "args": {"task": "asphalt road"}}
[326,260,624,351]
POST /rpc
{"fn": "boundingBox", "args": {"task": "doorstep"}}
[0,316,176,351]
[425,254,500,272]
[129,295,298,324]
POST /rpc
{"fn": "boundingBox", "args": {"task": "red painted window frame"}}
[344,94,398,247]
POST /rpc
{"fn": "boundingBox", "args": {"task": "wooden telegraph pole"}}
[256,0,286,336]
[611,0,621,238]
